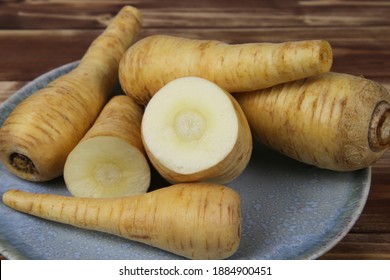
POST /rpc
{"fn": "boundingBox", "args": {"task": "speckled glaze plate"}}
[0,62,371,260]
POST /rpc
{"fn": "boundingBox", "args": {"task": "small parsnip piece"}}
[64,95,151,198]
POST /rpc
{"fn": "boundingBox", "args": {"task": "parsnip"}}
[141,76,252,184]
[64,95,150,198]
[119,34,333,105]
[235,72,390,171]
[2,183,241,260]
[0,6,142,182]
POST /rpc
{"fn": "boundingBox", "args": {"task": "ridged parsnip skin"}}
[81,95,145,152]
[0,6,142,182]
[235,72,390,171]
[119,34,333,105]
[2,183,242,260]
[64,95,151,198]
[141,77,253,184]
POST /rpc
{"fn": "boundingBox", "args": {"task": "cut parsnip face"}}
[141,76,253,184]
[64,136,150,198]
[64,95,151,198]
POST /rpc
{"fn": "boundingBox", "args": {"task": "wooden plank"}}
[300,1,390,7]
[322,149,390,259]
[351,171,390,233]
[137,26,390,45]
[1,0,390,29]
[355,201,390,232]
[320,233,390,260]
[1,25,388,95]
[0,30,93,81]
[0,0,389,261]
[0,81,27,103]
[1,27,390,81]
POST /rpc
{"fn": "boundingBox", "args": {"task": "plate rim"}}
[301,167,371,259]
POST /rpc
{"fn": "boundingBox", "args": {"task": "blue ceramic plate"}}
[0,62,371,260]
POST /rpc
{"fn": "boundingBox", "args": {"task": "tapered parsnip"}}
[2,183,241,260]
[235,72,390,171]
[0,6,142,182]
[119,34,333,105]
[64,95,151,198]
[141,77,252,184]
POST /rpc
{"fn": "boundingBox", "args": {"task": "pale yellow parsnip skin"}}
[119,34,332,105]
[0,6,142,182]
[2,183,241,260]
[64,95,151,198]
[82,94,145,153]
[235,72,390,171]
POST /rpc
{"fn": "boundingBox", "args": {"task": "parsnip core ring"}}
[174,109,207,141]
[369,101,390,151]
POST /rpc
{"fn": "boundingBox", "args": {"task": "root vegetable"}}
[141,76,252,184]
[2,183,241,260]
[119,34,333,105]
[0,6,142,182]
[235,72,390,171]
[64,95,150,198]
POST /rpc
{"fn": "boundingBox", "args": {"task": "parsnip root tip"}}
[369,101,390,151]
[9,153,38,176]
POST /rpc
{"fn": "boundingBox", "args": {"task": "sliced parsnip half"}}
[64,136,150,198]
[141,76,252,184]
[64,95,151,198]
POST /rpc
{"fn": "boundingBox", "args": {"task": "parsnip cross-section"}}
[64,95,151,198]
[64,136,150,198]
[141,76,253,184]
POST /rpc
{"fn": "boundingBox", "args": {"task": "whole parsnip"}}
[119,34,332,105]
[2,183,241,260]
[235,72,390,171]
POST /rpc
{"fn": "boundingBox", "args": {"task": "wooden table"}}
[0,0,389,260]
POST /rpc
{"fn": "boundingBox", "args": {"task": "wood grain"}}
[1,0,389,29]
[0,0,389,260]
[1,27,390,81]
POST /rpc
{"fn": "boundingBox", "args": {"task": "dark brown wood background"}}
[0,0,389,260]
